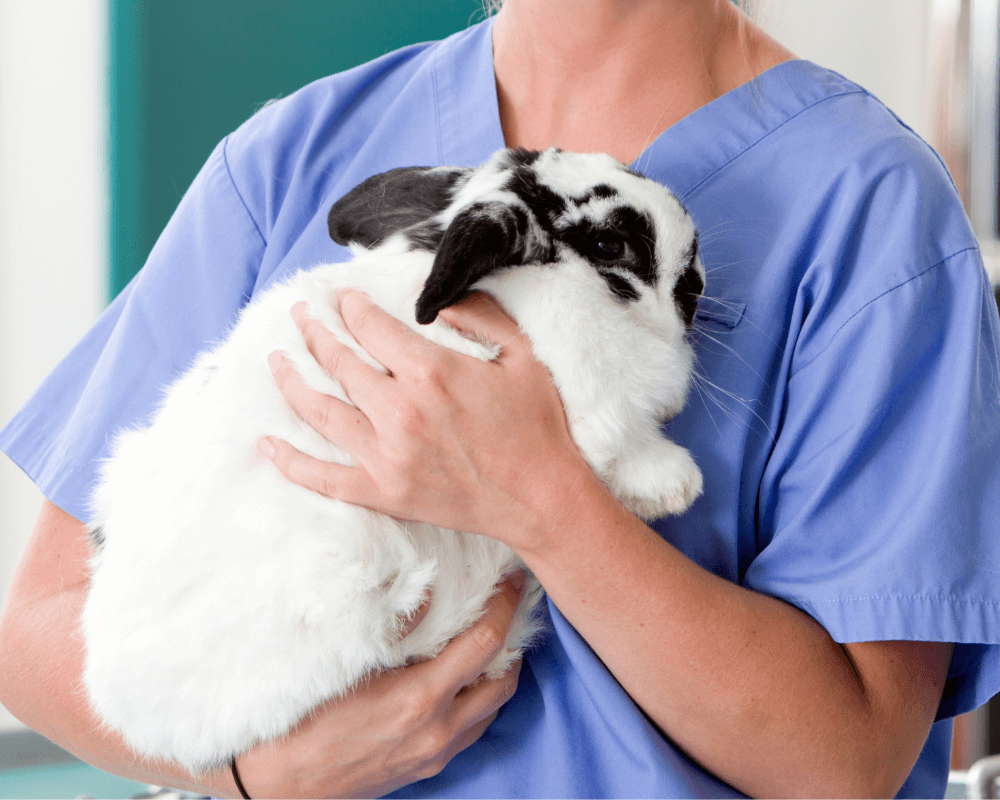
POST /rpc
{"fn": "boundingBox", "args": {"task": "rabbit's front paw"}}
[610,439,703,520]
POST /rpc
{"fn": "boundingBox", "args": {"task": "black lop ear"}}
[415,202,534,325]
[328,166,466,248]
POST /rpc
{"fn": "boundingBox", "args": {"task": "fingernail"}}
[267,351,282,372]
[257,437,276,459]
[290,302,306,323]
[336,288,367,306]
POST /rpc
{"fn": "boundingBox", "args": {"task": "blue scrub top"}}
[4,17,1000,799]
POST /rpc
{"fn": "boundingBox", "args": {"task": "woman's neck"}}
[492,0,795,164]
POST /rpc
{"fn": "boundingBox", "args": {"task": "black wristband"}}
[231,757,251,799]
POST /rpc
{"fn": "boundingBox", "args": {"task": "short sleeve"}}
[746,246,1000,717]
[0,137,265,523]
[0,25,473,526]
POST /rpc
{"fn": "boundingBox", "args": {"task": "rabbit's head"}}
[330,148,705,436]
[328,148,703,332]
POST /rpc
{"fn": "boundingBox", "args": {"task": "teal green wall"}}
[109,0,487,300]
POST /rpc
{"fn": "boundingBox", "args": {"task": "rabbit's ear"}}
[328,166,466,248]
[415,202,543,325]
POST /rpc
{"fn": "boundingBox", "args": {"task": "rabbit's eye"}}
[593,235,624,260]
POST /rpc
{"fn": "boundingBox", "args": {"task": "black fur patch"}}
[328,166,465,249]
[406,221,446,252]
[559,207,657,298]
[89,525,105,548]
[599,270,640,302]
[608,207,656,286]
[504,167,567,234]
[507,148,542,167]
[415,202,530,324]
[674,233,704,329]
[589,184,618,201]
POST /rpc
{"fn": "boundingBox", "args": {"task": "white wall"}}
[758,0,1000,286]
[758,0,935,142]
[0,0,107,732]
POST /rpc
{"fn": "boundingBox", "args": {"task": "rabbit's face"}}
[507,148,703,326]
[327,148,704,334]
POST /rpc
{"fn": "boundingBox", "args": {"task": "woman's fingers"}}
[421,571,526,696]
[452,658,522,726]
[267,351,360,434]
[436,291,527,362]
[267,288,575,541]
[232,577,525,799]
[399,592,432,639]
[261,350,379,506]
[423,675,517,778]
[335,288,529,375]
[289,303,392,419]
[404,571,526,767]
[260,435,372,502]
[336,289,451,379]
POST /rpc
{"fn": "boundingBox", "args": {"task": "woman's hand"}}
[0,502,526,800]
[260,288,591,555]
[231,572,526,799]
[250,293,548,796]
[259,290,952,799]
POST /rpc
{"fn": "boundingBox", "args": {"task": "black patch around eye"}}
[607,207,657,285]
[599,270,640,302]
[560,208,657,288]
[593,235,624,260]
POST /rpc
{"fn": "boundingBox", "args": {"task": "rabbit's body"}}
[82,148,705,773]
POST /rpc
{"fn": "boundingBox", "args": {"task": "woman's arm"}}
[263,289,953,799]
[0,500,525,799]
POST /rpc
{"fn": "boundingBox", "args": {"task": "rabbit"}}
[81,147,705,774]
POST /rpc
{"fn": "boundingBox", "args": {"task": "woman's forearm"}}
[0,500,526,799]
[516,465,951,799]
[0,502,239,796]
[263,290,953,798]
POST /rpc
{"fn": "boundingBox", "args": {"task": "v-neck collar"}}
[433,17,867,198]
[635,59,868,201]
[432,16,506,167]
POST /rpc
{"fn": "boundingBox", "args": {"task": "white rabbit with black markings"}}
[82,147,705,774]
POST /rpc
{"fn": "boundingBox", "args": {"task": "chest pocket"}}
[694,297,746,329]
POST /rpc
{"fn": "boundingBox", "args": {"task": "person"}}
[2,0,999,796]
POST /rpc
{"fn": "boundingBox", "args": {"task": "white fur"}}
[82,148,704,773]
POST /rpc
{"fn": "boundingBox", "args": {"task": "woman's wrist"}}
[501,447,633,570]
[231,756,252,799]
[226,739,306,800]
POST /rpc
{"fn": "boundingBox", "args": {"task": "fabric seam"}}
[791,592,1000,608]
[679,87,867,203]
[788,247,980,378]
[431,46,444,165]
[221,135,268,248]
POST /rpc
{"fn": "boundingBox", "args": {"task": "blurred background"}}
[1,0,999,796]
